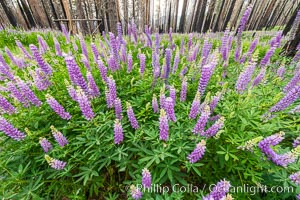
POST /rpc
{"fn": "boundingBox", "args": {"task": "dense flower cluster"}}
[187,140,206,163]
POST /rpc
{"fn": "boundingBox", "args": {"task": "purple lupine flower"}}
[6,81,29,107]
[260,47,276,67]
[290,104,300,114]
[164,48,171,81]
[189,92,201,119]
[270,31,282,48]
[15,58,26,69]
[201,40,212,66]
[145,25,153,47]
[290,172,300,185]
[81,56,91,71]
[45,155,66,170]
[164,97,176,121]
[252,67,266,87]
[114,119,123,144]
[87,72,100,98]
[297,194,300,200]
[96,59,108,83]
[16,40,32,59]
[117,22,124,44]
[293,136,300,147]
[65,80,77,101]
[65,56,88,92]
[198,64,214,96]
[46,94,71,120]
[139,53,146,76]
[142,168,152,188]
[109,32,120,65]
[202,116,225,137]
[91,43,99,61]
[51,126,68,147]
[210,92,222,113]
[127,53,133,73]
[108,76,117,103]
[204,179,231,200]
[76,87,95,120]
[221,28,229,61]
[114,98,123,120]
[247,38,259,60]
[236,62,256,93]
[283,70,300,93]
[193,106,210,135]
[5,47,18,66]
[107,55,117,71]
[54,37,62,56]
[160,85,166,109]
[30,44,52,75]
[187,140,206,163]
[269,84,300,112]
[180,38,185,55]
[155,33,160,53]
[210,114,221,122]
[169,85,176,103]
[32,69,51,91]
[105,87,113,108]
[180,77,187,102]
[168,27,173,44]
[15,77,42,107]
[159,109,169,141]
[188,33,193,51]
[152,94,159,113]
[120,44,127,62]
[39,137,52,153]
[130,185,142,200]
[189,43,199,62]
[0,53,11,71]
[73,40,78,51]
[126,102,139,129]
[0,59,14,80]
[0,116,26,140]
[277,66,285,78]
[80,36,88,59]
[0,95,16,115]
[61,23,70,43]
[131,19,138,44]
[37,35,48,54]
[172,51,180,74]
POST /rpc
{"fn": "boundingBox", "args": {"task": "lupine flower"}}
[73,40,78,51]
[169,85,176,103]
[127,53,133,72]
[293,136,300,147]
[152,94,159,113]
[189,43,200,62]
[289,172,300,185]
[114,119,123,144]
[0,59,14,80]
[76,87,95,120]
[0,94,16,114]
[187,140,206,163]
[109,32,120,65]
[96,59,108,83]
[45,155,66,170]
[139,53,146,76]
[108,76,117,103]
[221,28,229,61]
[189,92,201,119]
[172,51,180,74]
[297,194,300,200]
[5,47,18,66]
[235,62,256,93]
[46,94,71,120]
[283,70,300,93]
[114,98,122,120]
[6,81,29,107]
[290,104,300,114]
[32,69,51,91]
[204,179,231,200]
[120,44,127,62]
[193,106,210,135]
[164,48,171,81]
[126,102,139,129]
[87,72,100,98]
[198,59,217,96]
[107,55,118,71]
[131,19,138,44]
[130,185,142,200]
[201,40,213,66]
[65,80,77,101]
[104,87,113,108]
[142,168,152,188]
[159,109,169,141]
[91,43,99,62]
[188,33,193,51]
[37,35,49,54]
[51,126,68,147]
[252,67,266,87]
[269,84,300,112]
[160,85,166,109]
[16,40,32,59]
[210,92,222,113]
[260,47,276,67]
[30,44,52,75]
[164,97,176,121]
[61,23,70,43]
[80,36,88,59]
[145,25,152,47]
[0,116,26,140]
[277,66,285,78]
[180,77,187,102]
[202,116,225,137]
[241,38,259,63]
[15,77,42,107]
[53,37,62,56]
[81,56,91,71]
[39,137,52,153]
[180,38,185,55]
[65,56,88,92]
[155,33,160,53]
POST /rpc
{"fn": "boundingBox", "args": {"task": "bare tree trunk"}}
[27,0,50,28]
[203,0,215,32]
[0,0,18,27]
[178,0,187,33]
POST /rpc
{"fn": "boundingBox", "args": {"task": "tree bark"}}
[27,0,50,27]
[178,0,187,33]
[0,0,18,27]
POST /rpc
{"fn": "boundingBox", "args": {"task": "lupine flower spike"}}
[51,126,68,147]
[46,94,71,120]
[159,109,169,141]
[39,137,53,153]
[152,94,159,113]
[45,155,66,170]
[126,102,139,129]
[187,140,206,163]
[130,185,142,200]
[0,116,26,140]
[114,119,123,144]
[142,168,152,188]
[189,92,201,119]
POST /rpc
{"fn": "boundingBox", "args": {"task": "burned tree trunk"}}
[203,0,215,32]
[178,0,187,33]
[27,0,50,27]
[0,0,18,27]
